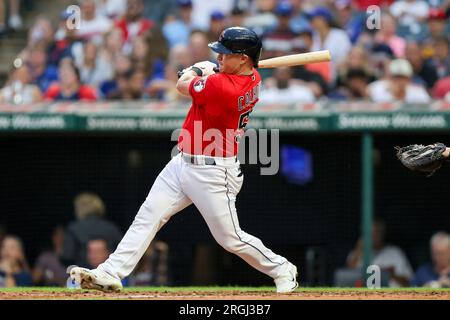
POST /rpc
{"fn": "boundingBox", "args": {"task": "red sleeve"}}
[79,86,97,101]
[44,83,60,101]
[188,74,222,105]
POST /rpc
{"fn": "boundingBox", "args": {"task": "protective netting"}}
[0,133,449,286]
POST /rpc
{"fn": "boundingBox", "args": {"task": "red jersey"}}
[44,83,97,101]
[178,69,261,157]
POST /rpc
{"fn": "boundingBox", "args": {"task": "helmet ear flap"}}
[252,41,262,67]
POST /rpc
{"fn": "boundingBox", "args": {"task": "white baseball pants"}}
[98,153,289,280]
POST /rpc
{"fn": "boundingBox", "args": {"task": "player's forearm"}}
[176,70,197,96]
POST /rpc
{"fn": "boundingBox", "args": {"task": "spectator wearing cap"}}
[333,0,365,44]
[368,59,430,103]
[44,58,97,101]
[373,13,406,58]
[162,0,194,48]
[114,0,154,55]
[208,10,227,43]
[421,8,449,58]
[308,6,351,73]
[288,0,310,35]
[262,2,297,59]
[405,41,438,89]
[76,0,113,45]
[290,26,329,97]
[426,8,448,40]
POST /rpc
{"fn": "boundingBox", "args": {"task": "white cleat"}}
[274,262,299,293]
[70,267,123,292]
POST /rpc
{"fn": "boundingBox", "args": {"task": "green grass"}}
[0,286,449,293]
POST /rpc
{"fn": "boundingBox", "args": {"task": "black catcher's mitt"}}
[395,143,448,176]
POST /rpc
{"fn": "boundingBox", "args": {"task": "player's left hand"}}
[395,142,449,176]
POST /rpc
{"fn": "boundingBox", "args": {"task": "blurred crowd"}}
[334,217,450,288]
[0,0,450,106]
[0,192,170,287]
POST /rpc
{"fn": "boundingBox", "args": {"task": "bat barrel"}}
[257,50,331,68]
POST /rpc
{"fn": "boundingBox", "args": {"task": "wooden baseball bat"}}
[181,50,332,77]
[257,50,331,68]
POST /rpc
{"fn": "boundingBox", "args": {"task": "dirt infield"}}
[1,289,449,300]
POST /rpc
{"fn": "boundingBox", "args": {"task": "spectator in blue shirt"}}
[25,43,59,93]
[162,0,194,48]
[0,235,32,287]
[411,231,450,288]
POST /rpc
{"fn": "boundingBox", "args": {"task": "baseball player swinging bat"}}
[70,26,310,294]
[178,50,332,78]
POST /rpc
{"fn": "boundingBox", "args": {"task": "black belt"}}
[181,153,238,166]
[187,155,216,165]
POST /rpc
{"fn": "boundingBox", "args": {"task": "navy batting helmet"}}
[208,27,262,68]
